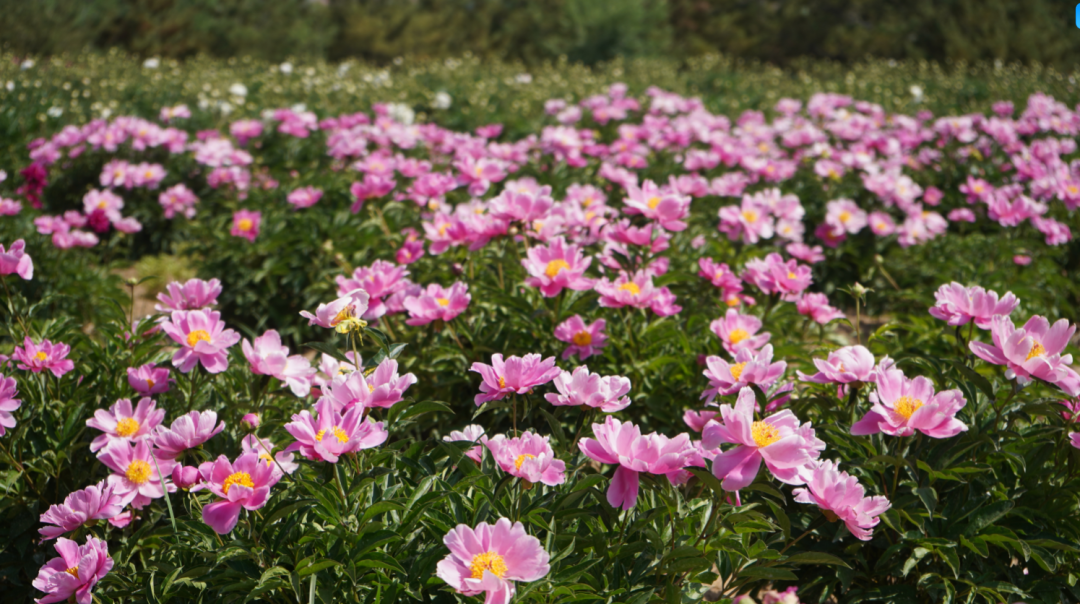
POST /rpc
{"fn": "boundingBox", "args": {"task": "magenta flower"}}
[622,179,690,231]
[153,410,226,459]
[786,243,825,264]
[1071,433,1080,450]
[522,237,595,297]
[578,416,694,510]
[928,282,1020,329]
[436,518,550,604]
[0,239,33,280]
[698,257,742,291]
[230,209,261,242]
[154,278,222,312]
[702,387,823,491]
[553,315,608,361]
[284,399,387,463]
[12,337,74,377]
[32,536,113,604]
[0,373,21,437]
[594,271,681,317]
[96,440,176,508]
[127,364,172,395]
[197,453,281,534]
[797,345,877,391]
[158,183,198,219]
[443,425,488,464]
[39,482,126,540]
[242,329,317,397]
[286,186,323,210]
[545,366,631,412]
[172,465,201,490]
[240,434,299,479]
[793,460,891,541]
[709,309,770,354]
[683,409,720,432]
[851,368,968,438]
[402,282,471,325]
[742,253,812,300]
[701,345,787,403]
[718,197,774,244]
[335,260,410,319]
[160,309,240,373]
[485,432,566,486]
[320,358,416,411]
[969,315,1080,396]
[86,397,165,452]
[796,292,845,324]
[470,353,561,405]
[300,289,371,333]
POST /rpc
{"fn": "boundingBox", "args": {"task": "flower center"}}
[315,426,349,443]
[238,218,253,231]
[498,376,506,389]
[222,471,254,495]
[186,330,211,347]
[33,351,47,362]
[1026,341,1046,361]
[469,551,508,579]
[436,297,450,307]
[741,210,758,223]
[115,417,140,437]
[97,201,108,209]
[544,259,570,278]
[839,211,851,223]
[65,566,79,579]
[330,305,356,327]
[729,362,747,381]
[725,295,740,307]
[514,453,536,470]
[259,453,273,466]
[571,331,592,346]
[619,282,641,296]
[728,328,749,345]
[751,421,781,447]
[647,196,661,210]
[893,395,924,420]
[146,379,155,389]
[787,271,797,280]
[125,460,152,484]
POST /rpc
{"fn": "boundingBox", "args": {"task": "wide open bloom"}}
[544,366,631,412]
[622,179,690,231]
[127,364,172,395]
[12,338,75,377]
[793,459,891,541]
[824,198,868,234]
[320,359,417,411]
[522,237,595,297]
[153,410,226,459]
[701,345,786,403]
[594,271,681,317]
[702,387,823,491]
[300,289,371,333]
[0,239,34,280]
[797,345,877,393]
[928,282,1020,329]
[698,257,743,293]
[578,416,694,510]
[286,186,323,210]
[485,432,566,486]
[471,353,560,405]
[86,397,164,452]
[96,440,176,508]
[742,253,812,300]
[32,536,113,604]
[553,315,607,361]
[240,434,299,481]
[197,453,281,534]
[969,315,1080,396]
[230,209,261,241]
[335,260,410,320]
[154,278,222,312]
[436,518,550,604]
[0,374,21,437]
[242,329,317,397]
[160,309,240,374]
[851,368,968,438]
[796,292,845,325]
[284,399,387,463]
[710,309,770,355]
[39,482,126,540]
[402,282,470,325]
[443,425,488,464]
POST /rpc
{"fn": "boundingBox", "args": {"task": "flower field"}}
[1,52,1080,603]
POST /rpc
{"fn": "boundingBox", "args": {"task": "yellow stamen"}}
[839,211,851,223]
[314,426,349,443]
[893,396,923,420]
[1026,342,1046,361]
[582,197,593,207]
[741,210,758,223]
[571,331,592,346]
[115,417,140,438]
[544,259,570,278]
[729,362,747,381]
[33,351,47,362]
[725,295,741,307]
[65,567,79,579]
[751,421,781,447]
[514,454,536,470]
[619,282,641,296]
[186,330,210,347]
[259,453,273,466]
[222,471,254,495]
[647,197,661,210]
[146,379,155,389]
[97,201,108,209]
[238,218,253,232]
[436,298,450,307]
[758,142,769,152]
[498,376,506,389]
[787,271,797,280]
[728,328,750,345]
[469,551,508,579]
[125,460,152,485]
[367,383,374,393]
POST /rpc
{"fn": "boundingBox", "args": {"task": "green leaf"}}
[296,558,340,577]
[686,467,725,496]
[960,535,989,558]
[962,501,1013,536]
[950,360,995,399]
[304,341,350,364]
[914,486,938,519]
[783,551,851,568]
[397,400,453,422]
[738,566,799,581]
[359,501,404,526]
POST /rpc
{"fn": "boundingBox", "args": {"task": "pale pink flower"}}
[947,208,976,223]
[796,293,845,324]
[471,353,560,405]
[698,257,742,291]
[153,410,225,459]
[436,518,550,604]
[797,345,877,389]
[0,239,34,279]
[709,309,770,354]
[785,243,825,264]
[701,345,786,403]
[284,399,387,463]
[553,315,607,361]
[160,309,240,373]
[335,260,410,320]
[299,289,371,332]
[622,179,690,231]
[196,453,281,534]
[443,425,487,464]
[683,409,720,432]
[402,282,471,325]
[241,434,299,480]
[742,253,812,300]
[286,186,323,210]
[32,536,113,604]
[86,397,164,452]
[825,199,868,234]
[851,368,968,438]
[0,374,20,437]
[154,278,222,312]
[230,119,263,145]
[718,198,775,244]
[242,329,317,396]
[319,359,416,411]
[544,366,631,412]
[39,482,126,540]
[594,271,681,316]
[127,364,172,395]
[485,432,566,485]
[969,315,1080,396]
[96,440,176,508]
[868,211,896,236]
[1013,255,1032,266]
[230,209,261,242]
[928,282,1019,329]
[12,337,74,377]
[794,460,891,541]
[522,237,595,297]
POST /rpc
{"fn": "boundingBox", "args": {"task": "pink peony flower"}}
[155,278,222,312]
[794,459,890,541]
[320,358,416,411]
[824,199,868,234]
[797,345,877,390]
[436,518,550,604]
[544,366,631,412]
[96,440,176,508]
[928,282,1019,329]
[796,293,845,324]
[851,368,968,438]
[578,416,695,510]
[683,409,720,432]
[485,432,566,485]
[159,184,198,219]
[39,482,126,540]
[786,243,825,264]
[286,186,323,210]
[710,309,770,354]
[299,289,371,332]
[402,282,471,325]
[698,257,743,291]
[127,364,172,395]
[443,425,488,464]
[553,315,608,361]
[86,397,165,452]
[594,271,681,316]
[742,253,812,300]
[32,536,113,604]
[160,309,241,374]
[701,345,786,403]
[969,315,1080,396]
[12,337,74,377]
[868,211,896,236]
[284,399,387,463]
[197,452,281,534]
[1013,254,1032,266]
[718,197,774,244]
[240,434,299,480]
[0,239,34,279]
[0,373,20,437]
[1071,433,1080,450]
[230,209,261,242]
[622,179,690,231]
[471,353,561,405]
[242,329,317,397]
[702,387,823,491]
[172,465,201,490]
[153,410,226,459]
[335,260,410,320]
[522,237,595,297]
[241,413,260,429]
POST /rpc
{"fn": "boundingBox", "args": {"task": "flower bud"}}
[171,465,200,490]
[242,413,261,430]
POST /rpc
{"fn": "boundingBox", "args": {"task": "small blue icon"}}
[1076,4,1080,27]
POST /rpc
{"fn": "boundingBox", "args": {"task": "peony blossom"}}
[154,278,222,312]
[196,453,281,534]
[286,186,323,210]
[702,387,823,491]
[96,440,176,508]
[320,359,417,411]
[594,271,681,317]
[485,432,566,485]
[0,239,34,280]
[436,518,550,604]
[300,289,371,333]
[742,253,812,300]
[335,260,410,320]
[796,293,845,324]
[622,179,690,231]
[797,345,877,394]
[86,397,164,452]
[794,459,890,541]
[12,337,75,377]
[443,425,488,464]
[402,282,471,325]
[240,434,299,480]
[701,345,786,403]
[284,399,387,463]
[851,368,968,438]
[683,409,720,432]
[39,482,126,540]
[553,315,607,361]
[32,536,113,604]
[230,209,261,241]
[242,329,317,397]
[0,373,21,437]
[544,366,631,412]
[153,410,226,459]
[126,364,172,395]
[521,237,595,297]
[172,465,201,490]
[578,416,695,510]
[471,353,561,405]
[969,315,1080,396]
[709,309,770,355]
[928,282,1019,329]
[160,309,241,373]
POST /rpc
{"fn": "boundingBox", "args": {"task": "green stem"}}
[151,453,178,537]
[0,275,30,337]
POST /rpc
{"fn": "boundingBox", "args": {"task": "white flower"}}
[909,85,924,102]
[218,102,233,116]
[46,107,64,118]
[515,73,533,84]
[386,102,415,125]
[279,62,293,74]
[229,83,248,97]
[5,81,14,92]
[143,58,160,69]
[291,103,307,113]
[20,59,35,70]
[0,170,7,183]
[431,91,452,110]
[337,62,352,76]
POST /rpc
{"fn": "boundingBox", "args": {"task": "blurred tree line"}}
[2,0,1079,67]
